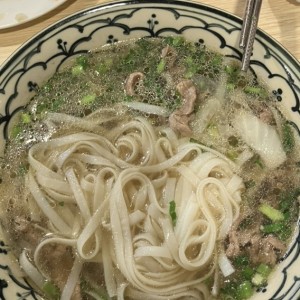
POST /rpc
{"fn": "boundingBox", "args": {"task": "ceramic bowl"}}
[0,1,299,299]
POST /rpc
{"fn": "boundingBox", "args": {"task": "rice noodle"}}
[122,101,170,117]
[23,110,243,299]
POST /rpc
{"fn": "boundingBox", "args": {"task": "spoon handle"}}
[239,0,256,49]
[240,0,263,72]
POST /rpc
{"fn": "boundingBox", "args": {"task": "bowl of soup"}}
[0,1,299,299]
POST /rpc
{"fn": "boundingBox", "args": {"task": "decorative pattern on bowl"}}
[0,1,299,299]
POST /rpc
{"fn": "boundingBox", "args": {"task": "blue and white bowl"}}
[0,1,299,299]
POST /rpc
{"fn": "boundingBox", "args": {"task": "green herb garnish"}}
[169,200,177,227]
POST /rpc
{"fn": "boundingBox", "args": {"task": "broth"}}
[0,37,299,300]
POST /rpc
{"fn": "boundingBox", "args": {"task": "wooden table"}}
[0,0,300,66]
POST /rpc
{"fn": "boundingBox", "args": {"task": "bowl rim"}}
[0,1,300,299]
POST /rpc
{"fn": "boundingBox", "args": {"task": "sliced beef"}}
[225,213,245,257]
[176,80,197,114]
[39,244,81,299]
[169,80,197,136]
[160,45,186,78]
[160,45,177,67]
[10,215,43,251]
[124,72,144,96]
[161,45,172,59]
[226,229,241,257]
[226,211,286,267]
[249,101,275,125]
[169,113,193,136]
[248,235,285,266]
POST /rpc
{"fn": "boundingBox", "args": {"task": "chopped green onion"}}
[226,83,235,91]
[76,55,89,70]
[204,275,214,287]
[254,156,264,169]
[18,164,28,176]
[279,193,294,212]
[97,58,113,74]
[283,211,291,220]
[279,197,291,212]
[239,216,253,229]
[279,188,300,212]
[256,264,271,277]
[171,36,184,47]
[233,255,249,267]
[244,180,256,189]
[81,94,96,106]
[71,65,84,76]
[36,102,48,115]
[244,86,267,97]
[206,123,219,138]
[251,264,271,286]
[123,49,135,66]
[224,63,240,87]
[260,222,285,234]
[42,83,53,93]
[184,56,198,78]
[277,225,292,241]
[157,59,166,74]
[123,95,134,102]
[42,281,60,300]
[251,273,265,286]
[226,149,239,161]
[185,56,194,66]
[51,97,64,111]
[242,266,255,280]
[169,200,177,227]
[236,281,254,299]
[258,203,284,222]
[21,113,31,124]
[184,69,196,79]
[10,125,21,139]
[224,64,239,76]
[136,38,151,50]
[221,283,239,299]
[81,279,109,300]
[211,54,223,67]
[282,122,295,153]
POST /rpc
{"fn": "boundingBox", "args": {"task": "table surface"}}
[0,0,299,67]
